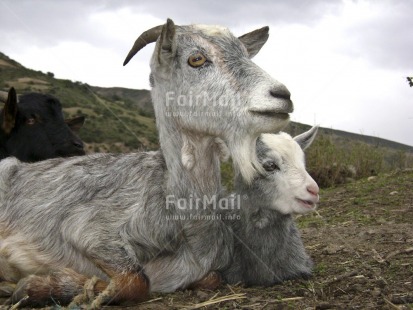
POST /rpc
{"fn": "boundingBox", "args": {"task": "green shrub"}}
[306,134,411,188]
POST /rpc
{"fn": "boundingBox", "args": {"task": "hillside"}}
[0,51,412,185]
[0,52,158,153]
[286,122,413,152]
[91,86,153,117]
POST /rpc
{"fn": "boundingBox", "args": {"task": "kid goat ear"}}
[294,126,319,150]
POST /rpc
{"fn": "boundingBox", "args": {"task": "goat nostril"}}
[269,88,291,101]
[307,185,319,196]
[269,90,290,100]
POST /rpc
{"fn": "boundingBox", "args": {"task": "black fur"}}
[0,88,85,162]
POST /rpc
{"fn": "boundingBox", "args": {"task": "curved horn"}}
[123,25,164,66]
[0,91,8,103]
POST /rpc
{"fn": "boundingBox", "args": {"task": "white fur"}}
[259,132,319,214]
[193,25,231,37]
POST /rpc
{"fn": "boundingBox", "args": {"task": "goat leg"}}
[0,281,16,297]
[0,255,21,283]
[10,268,106,307]
[9,263,149,308]
[90,271,150,308]
[187,270,222,290]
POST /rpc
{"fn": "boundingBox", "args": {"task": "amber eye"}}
[188,53,207,67]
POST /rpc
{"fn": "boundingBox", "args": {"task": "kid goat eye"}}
[263,161,279,172]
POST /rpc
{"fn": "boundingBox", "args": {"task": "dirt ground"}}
[136,169,413,310]
[2,169,412,309]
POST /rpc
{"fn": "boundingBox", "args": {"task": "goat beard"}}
[226,135,263,184]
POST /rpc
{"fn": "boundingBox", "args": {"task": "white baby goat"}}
[223,126,319,286]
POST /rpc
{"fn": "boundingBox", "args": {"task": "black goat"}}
[0,87,85,162]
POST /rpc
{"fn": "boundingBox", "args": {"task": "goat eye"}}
[188,53,207,67]
[26,118,36,125]
[263,161,279,172]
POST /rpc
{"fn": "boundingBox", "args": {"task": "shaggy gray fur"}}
[0,152,232,293]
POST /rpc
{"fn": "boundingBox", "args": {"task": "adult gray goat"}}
[223,127,319,286]
[0,19,293,307]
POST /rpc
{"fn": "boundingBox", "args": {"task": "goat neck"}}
[155,107,222,200]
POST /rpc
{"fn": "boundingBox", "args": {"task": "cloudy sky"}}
[1,0,412,146]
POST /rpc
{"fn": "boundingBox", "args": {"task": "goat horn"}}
[123,25,164,66]
[0,91,8,103]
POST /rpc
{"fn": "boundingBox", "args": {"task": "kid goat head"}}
[246,126,320,214]
[124,18,293,183]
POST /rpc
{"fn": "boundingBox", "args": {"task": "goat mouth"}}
[249,110,290,119]
[296,198,316,209]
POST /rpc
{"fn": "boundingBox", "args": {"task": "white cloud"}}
[0,0,412,146]
[248,1,413,145]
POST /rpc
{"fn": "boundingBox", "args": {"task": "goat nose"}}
[73,140,84,150]
[269,85,293,113]
[269,84,291,101]
[307,183,319,196]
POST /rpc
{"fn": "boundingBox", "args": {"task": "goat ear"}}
[157,18,176,64]
[65,116,85,133]
[2,87,18,134]
[238,26,269,59]
[294,126,319,150]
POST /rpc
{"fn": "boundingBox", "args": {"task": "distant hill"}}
[91,86,153,117]
[286,122,413,152]
[0,52,158,153]
[1,51,412,156]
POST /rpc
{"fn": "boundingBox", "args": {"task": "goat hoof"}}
[11,275,52,307]
[11,276,33,305]
[0,281,16,297]
[9,295,29,310]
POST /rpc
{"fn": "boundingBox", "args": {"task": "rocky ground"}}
[2,169,412,309]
